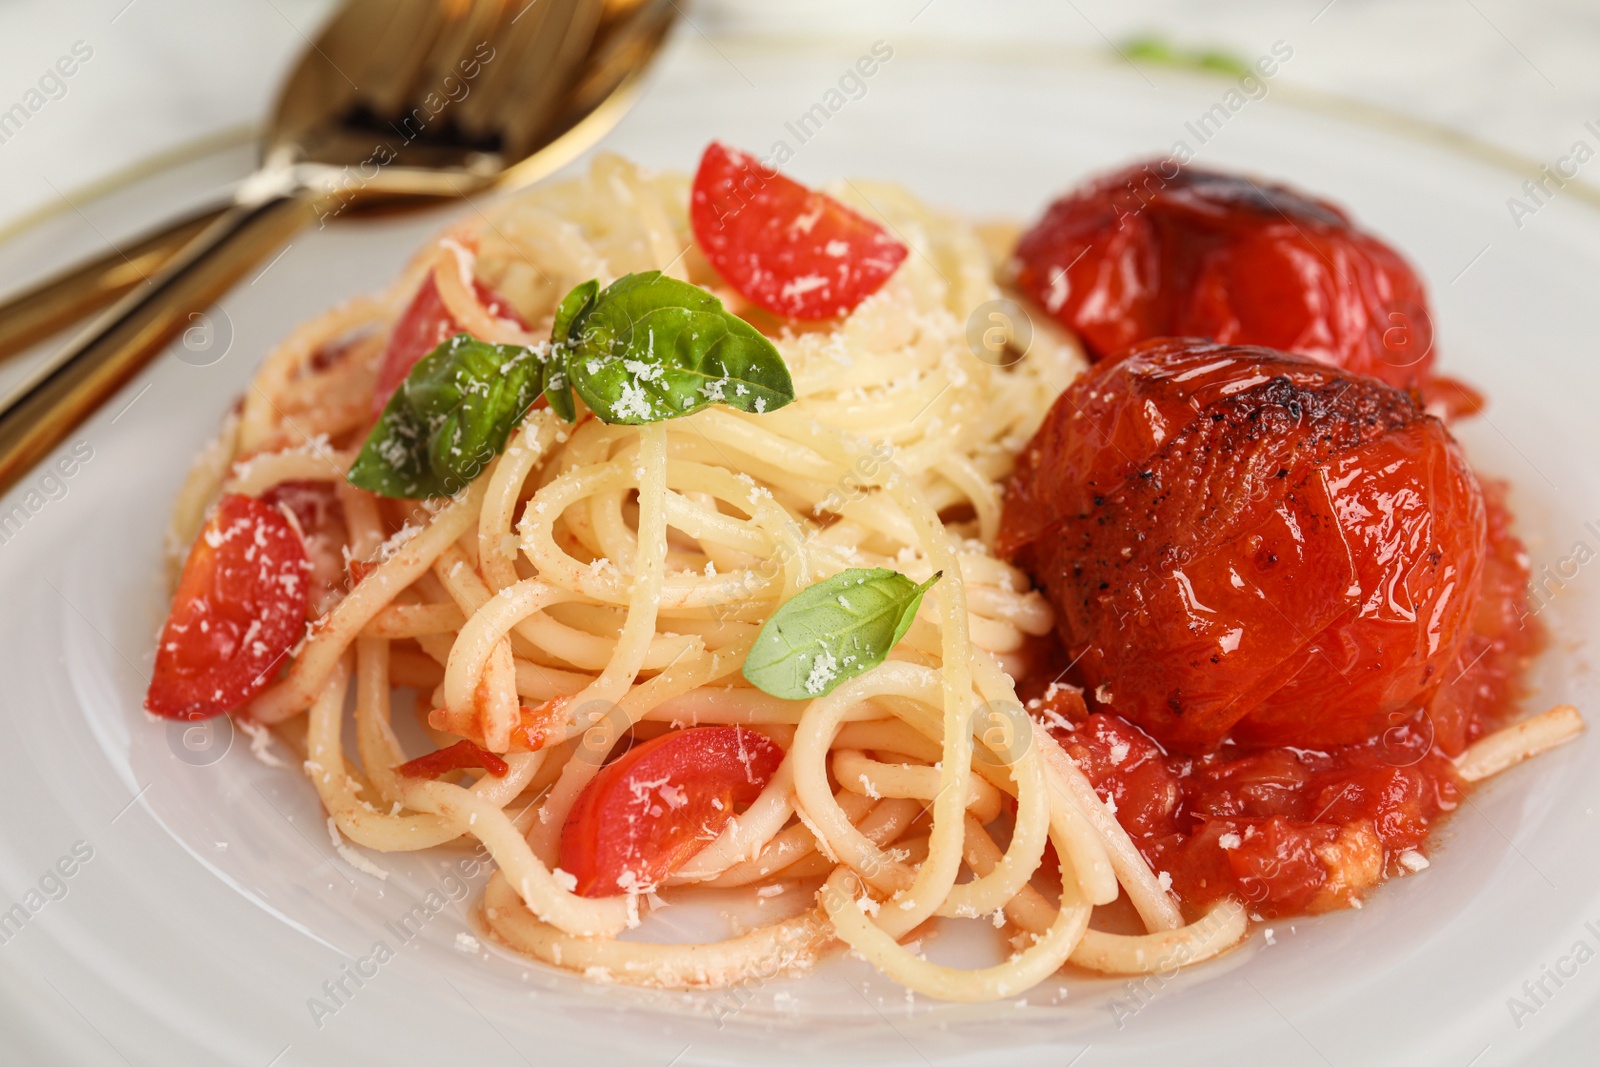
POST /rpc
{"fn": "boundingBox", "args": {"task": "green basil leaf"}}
[544,280,595,421]
[741,568,941,700]
[552,271,794,425]
[347,333,547,499]
[552,278,598,341]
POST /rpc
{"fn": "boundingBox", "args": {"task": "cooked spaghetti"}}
[153,150,1583,1002]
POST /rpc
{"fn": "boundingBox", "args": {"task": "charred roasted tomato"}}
[1011,162,1438,392]
[1001,338,1486,753]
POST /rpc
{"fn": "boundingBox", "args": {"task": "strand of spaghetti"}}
[274,334,377,410]
[964,580,1053,636]
[440,517,700,675]
[1030,719,1183,931]
[670,758,797,880]
[513,659,591,703]
[311,642,543,844]
[336,478,386,560]
[932,453,1001,546]
[441,577,572,707]
[236,297,386,452]
[509,608,702,672]
[478,412,564,592]
[303,657,466,851]
[942,662,1057,917]
[526,426,671,861]
[354,636,408,805]
[362,602,467,638]
[791,665,937,894]
[428,537,521,755]
[608,154,686,277]
[871,467,976,927]
[1071,901,1248,976]
[957,814,1246,974]
[482,874,832,988]
[833,717,942,761]
[964,651,1117,906]
[433,242,536,346]
[1456,704,1584,782]
[223,446,355,496]
[647,687,868,727]
[818,831,1090,1002]
[849,682,1074,916]
[249,480,487,724]
[833,749,1004,824]
[519,458,803,608]
[867,690,1116,908]
[692,409,838,482]
[401,777,634,938]
[705,795,923,888]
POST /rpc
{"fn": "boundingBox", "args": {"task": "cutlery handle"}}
[0,183,313,496]
[0,202,228,364]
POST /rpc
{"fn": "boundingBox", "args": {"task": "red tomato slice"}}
[397,740,509,780]
[690,142,908,320]
[559,726,785,896]
[371,273,527,414]
[146,494,313,720]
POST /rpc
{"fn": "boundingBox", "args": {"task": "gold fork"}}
[0,0,675,495]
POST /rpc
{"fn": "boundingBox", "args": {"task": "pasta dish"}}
[144,144,1583,1001]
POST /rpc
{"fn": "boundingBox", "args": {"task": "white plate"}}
[1,33,1597,1067]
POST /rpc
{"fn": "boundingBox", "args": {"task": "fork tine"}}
[265,0,398,153]
[411,0,508,114]
[451,0,560,137]
[361,0,459,116]
[563,0,675,119]
[496,0,607,156]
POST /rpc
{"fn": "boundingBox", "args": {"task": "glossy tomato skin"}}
[690,142,907,320]
[1011,163,1436,390]
[559,726,785,897]
[146,494,312,720]
[1004,339,1485,753]
[371,273,526,414]
[1426,479,1541,754]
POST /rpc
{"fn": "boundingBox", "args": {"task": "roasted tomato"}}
[1011,162,1437,391]
[559,726,785,896]
[146,494,312,720]
[372,272,527,414]
[1003,339,1486,752]
[690,142,908,320]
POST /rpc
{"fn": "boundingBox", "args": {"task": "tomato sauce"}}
[1019,483,1537,919]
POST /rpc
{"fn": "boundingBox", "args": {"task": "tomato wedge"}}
[372,272,527,414]
[397,740,509,780]
[690,142,908,320]
[146,494,312,720]
[559,726,785,896]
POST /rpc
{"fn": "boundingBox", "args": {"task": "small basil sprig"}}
[348,275,792,497]
[547,271,794,425]
[348,334,550,499]
[742,568,941,700]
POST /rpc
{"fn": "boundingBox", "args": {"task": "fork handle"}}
[0,202,228,365]
[0,181,314,496]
